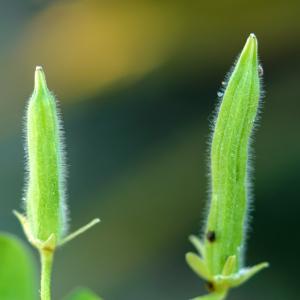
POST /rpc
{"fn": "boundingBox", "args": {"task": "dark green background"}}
[0,1,299,299]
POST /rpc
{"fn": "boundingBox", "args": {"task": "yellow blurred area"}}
[13,0,182,100]
[0,0,298,108]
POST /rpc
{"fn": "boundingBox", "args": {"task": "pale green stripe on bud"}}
[25,66,67,243]
[186,34,268,299]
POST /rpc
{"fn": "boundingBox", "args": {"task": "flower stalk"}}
[40,249,54,300]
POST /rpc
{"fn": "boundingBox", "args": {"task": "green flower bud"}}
[25,66,67,244]
[206,33,260,274]
[14,66,99,251]
[186,34,268,299]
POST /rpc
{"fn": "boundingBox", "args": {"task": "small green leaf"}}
[186,252,211,281]
[229,262,269,287]
[0,233,38,300]
[64,287,103,300]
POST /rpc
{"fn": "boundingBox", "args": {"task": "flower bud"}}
[25,66,67,243]
[206,33,260,274]
[186,34,268,299]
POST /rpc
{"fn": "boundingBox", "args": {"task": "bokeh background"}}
[0,1,299,299]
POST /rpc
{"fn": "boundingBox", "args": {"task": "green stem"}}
[40,249,54,300]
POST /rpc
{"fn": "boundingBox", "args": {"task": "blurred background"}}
[0,0,299,299]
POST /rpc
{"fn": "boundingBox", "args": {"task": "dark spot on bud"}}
[206,231,216,242]
[205,281,215,292]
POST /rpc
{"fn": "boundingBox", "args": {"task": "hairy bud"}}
[186,34,268,300]
[25,66,67,243]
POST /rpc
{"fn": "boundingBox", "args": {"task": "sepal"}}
[186,252,211,281]
[14,210,100,250]
[221,262,269,288]
[14,210,57,251]
[189,235,205,258]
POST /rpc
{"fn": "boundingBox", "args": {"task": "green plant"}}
[13,67,102,300]
[186,34,268,300]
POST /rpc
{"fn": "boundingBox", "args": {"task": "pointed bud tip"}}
[249,33,256,39]
[246,33,257,47]
[94,218,101,223]
[238,33,258,63]
[36,65,43,71]
[34,65,48,95]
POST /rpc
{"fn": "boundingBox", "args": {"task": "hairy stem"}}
[40,249,54,300]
